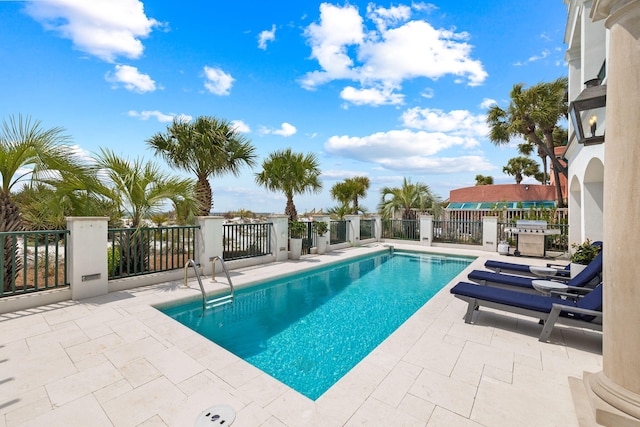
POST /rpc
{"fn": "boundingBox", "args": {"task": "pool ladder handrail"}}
[183,257,234,311]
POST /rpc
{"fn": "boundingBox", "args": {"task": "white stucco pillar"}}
[419,215,433,246]
[194,216,223,275]
[67,217,109,301]
[482,217,498,252]
[584,2,640,425]
[345,215,360,245]
[268,215,290,262]
[313,214,331,253]
[371,214,382,241]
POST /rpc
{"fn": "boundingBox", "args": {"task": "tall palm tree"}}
[95,148,197,228]
[502,156,541,184]
[0,115,85,291]
[147,116,257,216]
[378,178,440,220]
[486,77,568,207]
[330,176,370,214]
[255,148,322,221]
[95,149,198,274]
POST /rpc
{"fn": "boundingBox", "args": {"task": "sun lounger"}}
[450,281,603,341]
[484,259,571,278]
[468,251,602,293]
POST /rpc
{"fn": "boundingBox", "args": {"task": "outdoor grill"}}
[506,220,560,258]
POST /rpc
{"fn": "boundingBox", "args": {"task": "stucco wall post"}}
[313,214,331,253]
[67,217,109,301]
[194,216,223,275]
[371,215,382,241]
[345,215,360,245]
[482,217,498,252]
[419,215,433,246]
[268,215,290,262]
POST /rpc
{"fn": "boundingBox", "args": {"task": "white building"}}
[563,0,607,246]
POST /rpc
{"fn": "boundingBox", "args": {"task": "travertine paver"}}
[0,245,602,426]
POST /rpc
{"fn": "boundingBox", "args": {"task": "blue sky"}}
[0,0,569,215]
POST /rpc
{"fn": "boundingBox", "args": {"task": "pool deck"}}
[0,244,602,426]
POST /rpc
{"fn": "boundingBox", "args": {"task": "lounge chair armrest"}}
[546,262,568,269]
[551,303,602,318]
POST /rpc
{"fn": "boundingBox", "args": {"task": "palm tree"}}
[255,148,322,221]
[95,149,198,274]
[502,156,541,184]
[486,77,568,207]
[378,178,440,220]
[0,115,86,291]
[330,176,370,214]
[147,116,257,216]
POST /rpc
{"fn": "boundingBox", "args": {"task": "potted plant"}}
[313,221,329,255]
[289,221,307,260]
[570,239,601,277]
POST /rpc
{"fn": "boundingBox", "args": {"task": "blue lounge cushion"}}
[450,282,603,321]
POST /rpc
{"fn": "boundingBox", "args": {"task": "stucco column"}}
[345,215,360,245]
[586,1,640,425]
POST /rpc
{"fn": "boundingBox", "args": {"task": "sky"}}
[0,0,570,215]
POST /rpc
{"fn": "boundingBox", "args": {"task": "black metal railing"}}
[433,220,482,245]
[108,226,199,279]
[360,219,374,240]
[224,223,272,260]
[1,230,69,298]
[330,220,348,244]
[381,219,419,241]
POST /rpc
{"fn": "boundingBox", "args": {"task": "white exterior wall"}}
[564,0,607,249]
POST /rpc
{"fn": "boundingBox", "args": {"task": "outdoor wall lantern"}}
[569,78,606,145]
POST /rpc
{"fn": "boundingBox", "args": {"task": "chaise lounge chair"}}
[468,251,603,293]
[484,241,602,278]
[450,281,603,341]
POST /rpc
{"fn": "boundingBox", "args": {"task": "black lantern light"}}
[569,78,606,145]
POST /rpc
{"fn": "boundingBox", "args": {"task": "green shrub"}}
[571,239,601,265]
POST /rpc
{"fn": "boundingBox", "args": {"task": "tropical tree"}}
[254,148,322,221]
[147,116,257,216]
[475,175,494,185]
[486,77,568,207]
[0,115,88,291]
[330,176,370,214]
[378,178,441,220]
[502,156,541,184]
[95,149,198,274]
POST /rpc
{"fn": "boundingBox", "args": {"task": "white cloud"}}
[301,3,487,105]
[258,24,276,50]
[400,107,488,139]
[514,49,551,66]
[261,122,297,137]
[366,4,411,31]
[128,110,192,123]
[106,65,156,93]
[340,85,404,106]
[324,128,492,174]
[231,120,251,133]
[25,0,160,62]
[203,66,234,95]
[321,169,369,180]
[480,98,497,109]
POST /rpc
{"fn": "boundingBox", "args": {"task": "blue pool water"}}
[160,250,472,400]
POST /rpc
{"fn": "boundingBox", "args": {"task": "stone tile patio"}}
[0,244,602,426]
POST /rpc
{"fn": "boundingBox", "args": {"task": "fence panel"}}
[360,219,374,240]
[433,220,482,245]
[108,226,198,279]
[330,220,348,244]
[1,230,69,298]
[223,223,272,261]
[381,220,419,241]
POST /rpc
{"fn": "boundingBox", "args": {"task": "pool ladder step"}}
[184,257,234,311]
[205,294,234,309]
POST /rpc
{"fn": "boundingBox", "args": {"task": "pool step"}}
[206,294,233,309]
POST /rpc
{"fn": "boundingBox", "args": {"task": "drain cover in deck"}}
[194,404,236,426]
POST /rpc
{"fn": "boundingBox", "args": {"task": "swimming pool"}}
[160,250,472,400]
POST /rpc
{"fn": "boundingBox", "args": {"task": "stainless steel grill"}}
[506,220,560,257]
